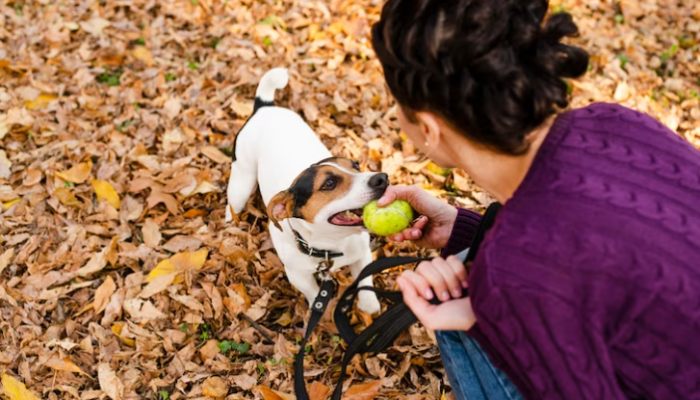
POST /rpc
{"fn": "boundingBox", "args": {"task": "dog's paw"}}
[357,292,381,315]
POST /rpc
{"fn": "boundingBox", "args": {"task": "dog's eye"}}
[352,161,360,171]
[320,178,337,191]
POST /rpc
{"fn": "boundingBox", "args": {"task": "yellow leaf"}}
[54,187,82,207]
[146,249,208,282]
[426,162,451,177]
[45,355,87,376]
[111,322,136,347]
[132,46,154,67]
[55,161,92,184]
[1,374,42,400]
[2,198,20,210]
[92,179,120,210]
[94,276,116,313]
[24,93,57,110]
[274,311,292,327]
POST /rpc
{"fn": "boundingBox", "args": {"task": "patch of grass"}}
[263,37,272,46]
[617,54,629,70]
[165,72,177,82]
[96,69,122,87]
[258,363,265,375]
[64,181,72,188]
[661,43,679,63]
[211,38,221,49]
[187,60,198,70]
[116,120,132,133]
[179,322,188,332]
[135,37,146,46]
[218,340,250,355]
[158,391,170,400]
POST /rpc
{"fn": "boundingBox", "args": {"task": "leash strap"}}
[294,203,502,400]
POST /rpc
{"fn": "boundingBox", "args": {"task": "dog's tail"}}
[254,68,289,112]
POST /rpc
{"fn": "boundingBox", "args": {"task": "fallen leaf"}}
[111,322,136,347]
[146,249,208,282]
[0,150,11,180]
[309,382,331,400]
[199,340,220,361]
[24,93,57,110]
[55,161,92,184]
[142,218,162,248]
[132,46,154,67]
[45,355,87,376]
[274,311,292,327]
[342,380,381,400]
[231,374,257,391]
[0,249,13,276]
[98,363,124,400]
[92,180,120,210]
[2,199,20,210]
[54,187,82,207]
[77,247,108,277]
[201,146,231,164]
[147,188,179,215]
[1,374,41,400]
[255,386,295,400]
[203,377,228,398]
[81,18,111,36]
[163,97,181,120]
[163,235,202,252]
[183,208,208,218]
[94,276,116,314]
[170,294,204,312]
[140,272,177,298]
[229,95,253,117]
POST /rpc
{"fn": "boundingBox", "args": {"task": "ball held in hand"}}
[363,200,414,236]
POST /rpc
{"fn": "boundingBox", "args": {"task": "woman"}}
[370,0,700,399]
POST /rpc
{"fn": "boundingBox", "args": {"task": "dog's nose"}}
[368,173,389,190]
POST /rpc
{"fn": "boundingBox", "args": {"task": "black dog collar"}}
[292,229,344,260]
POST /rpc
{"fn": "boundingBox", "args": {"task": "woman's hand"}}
[397,256,476,331]
[378,185,458,249]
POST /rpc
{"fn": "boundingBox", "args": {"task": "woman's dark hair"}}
[371,0,589,155]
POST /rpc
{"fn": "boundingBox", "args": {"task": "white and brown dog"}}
[225,68,386,314]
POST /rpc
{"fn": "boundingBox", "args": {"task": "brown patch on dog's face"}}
[267,157,387,229]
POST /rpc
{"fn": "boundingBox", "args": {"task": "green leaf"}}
[97,70,123,87]
[187,61,198,70]
[165,73,177,82]
[179,322,188,332]
[190,0,198,5]
[136,37,146,46]
[211,38,221,49]
[614,14,624,24]
[218,340,232,353]
[159,390,170,400]
[257,363,265,375]
[332,335,340,343]
[617,54,629,70]
[199,331,209,341]
[263,37,272,46]
[552,5,566,13]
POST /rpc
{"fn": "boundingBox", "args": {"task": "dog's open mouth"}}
[329,209,364,226]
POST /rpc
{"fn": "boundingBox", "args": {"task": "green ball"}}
[363,200,414,236]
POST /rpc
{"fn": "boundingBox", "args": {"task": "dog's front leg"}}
[286,264,322,308]
[349,252,381,315]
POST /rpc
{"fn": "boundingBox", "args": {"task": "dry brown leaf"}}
[201,146,231,164]
[111,322,136,347]
[163,235,202,252]
[77,247,108,277]
[132,46,154,66]
[199,340,220,361]
[0,248,14,276]
[1,374,41,400]
[92,180,120,210]
[147,188,179,215]
[54,187,82,207]
[24,93,57,110]
[202,376,228,398]
[98,363,124,400]
[142,218,162,248]
[309,382,331,400]
[94,276,116,314]
[45,355,87,376]
[255,386,295,400]
[55,161,92,184]
[140,272,177,298]
[342,380,382,400]
[0,150,11,180]
[231,374,257,391]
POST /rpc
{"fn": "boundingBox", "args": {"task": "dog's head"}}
[267,157,388,231]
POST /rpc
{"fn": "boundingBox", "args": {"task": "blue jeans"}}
[436,331,524,400]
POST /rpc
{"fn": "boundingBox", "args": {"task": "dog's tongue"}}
[331,210,363,226]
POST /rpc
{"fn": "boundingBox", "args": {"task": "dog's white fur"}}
[226,68,381,313]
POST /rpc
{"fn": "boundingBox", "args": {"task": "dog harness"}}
[293,203,503,400]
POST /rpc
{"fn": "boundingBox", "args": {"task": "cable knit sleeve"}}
[469,250,628,400]
[440,208,482,258]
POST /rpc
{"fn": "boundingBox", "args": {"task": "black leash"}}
[294,203,502,400]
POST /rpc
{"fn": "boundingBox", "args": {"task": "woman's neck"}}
[448,117,554,204]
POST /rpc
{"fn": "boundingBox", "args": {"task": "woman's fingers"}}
[399,270,434,300]
[445,255,469,289]
[377,186,400,207]
[431,258,463,299]
[388,216,428,242]
[398,276,434,320]
[415,260,451,301]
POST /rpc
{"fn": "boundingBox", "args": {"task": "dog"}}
[225,68,387,314]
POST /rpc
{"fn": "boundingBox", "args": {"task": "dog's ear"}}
[267,190,295,230]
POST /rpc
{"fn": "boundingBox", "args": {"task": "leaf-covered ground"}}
[1,0,699,399]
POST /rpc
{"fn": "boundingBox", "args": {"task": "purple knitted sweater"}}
[441,103,700,399]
